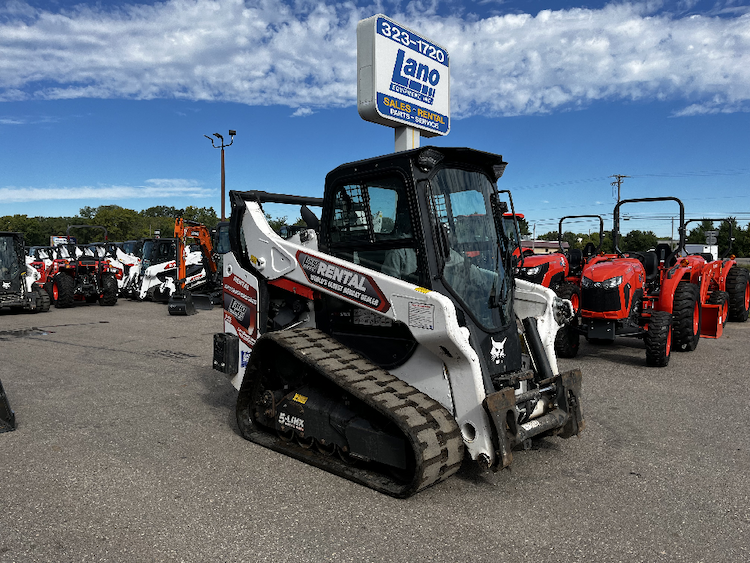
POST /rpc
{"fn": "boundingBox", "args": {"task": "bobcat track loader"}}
[213,147,585,497]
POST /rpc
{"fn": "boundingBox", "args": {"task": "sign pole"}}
[395,126,421,152]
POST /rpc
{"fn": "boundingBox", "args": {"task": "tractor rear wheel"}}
[98,274,118,306]
[554,283,581,358]
[645,311,672,367]
[52,273,75,308]
[672,282,701,352]
[726,265,750,322]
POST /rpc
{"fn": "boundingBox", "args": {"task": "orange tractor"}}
[682,218,750,332]
[578,197,723,367]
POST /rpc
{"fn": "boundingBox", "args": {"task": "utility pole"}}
[610,174,630,202]
[205,130,236,221]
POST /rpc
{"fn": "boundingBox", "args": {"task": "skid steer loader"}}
[0,232,50,313]
[213,147,584,497]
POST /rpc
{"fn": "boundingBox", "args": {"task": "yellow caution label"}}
[414,287,431,294]
[292,393,308,404]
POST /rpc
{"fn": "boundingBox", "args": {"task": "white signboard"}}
[357,14,450,137]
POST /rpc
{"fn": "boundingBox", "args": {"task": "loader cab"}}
[0,233,25,294]
[318,147,521,377]
[141,238,177,271]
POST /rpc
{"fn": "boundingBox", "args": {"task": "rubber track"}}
[245,328,465,498]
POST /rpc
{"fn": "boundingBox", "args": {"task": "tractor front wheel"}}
[726,265,750,322]
[645,311,672,367]
[672,282,701,352]
[554,283,581,358]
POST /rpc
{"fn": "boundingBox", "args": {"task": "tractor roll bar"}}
[558,215,604,254]
[613,197,685,257]
[683,218,735,258]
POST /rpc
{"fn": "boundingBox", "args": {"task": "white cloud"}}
[0,178,211,203]
[0,1,748,116]
[291,107,314,117]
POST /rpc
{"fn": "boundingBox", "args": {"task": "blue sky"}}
[1,0,749,238]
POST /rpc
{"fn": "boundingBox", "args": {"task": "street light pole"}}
[205,130,236,221]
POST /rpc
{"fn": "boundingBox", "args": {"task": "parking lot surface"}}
[1,299,749,562]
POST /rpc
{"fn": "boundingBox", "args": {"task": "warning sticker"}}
[408,302,435,330]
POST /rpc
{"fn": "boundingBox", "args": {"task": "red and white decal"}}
[223,273,258,345]
[296,251,390,313]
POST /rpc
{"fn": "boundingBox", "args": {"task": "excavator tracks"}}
[236,328,464,497]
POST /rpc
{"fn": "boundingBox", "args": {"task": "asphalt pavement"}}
[1,299,748,562]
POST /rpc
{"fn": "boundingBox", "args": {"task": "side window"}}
[330,184,369,243]
[369,187,398,236]
[328,175,410,244]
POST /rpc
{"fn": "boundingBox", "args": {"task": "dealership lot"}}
[1,300,749,563]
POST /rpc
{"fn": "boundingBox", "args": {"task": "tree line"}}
[1,205,220,246]
[537,218,750,257]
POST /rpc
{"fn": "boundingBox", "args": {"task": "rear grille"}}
[582,287,621,312]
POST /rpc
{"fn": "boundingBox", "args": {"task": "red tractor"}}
[44,225,118,308]
[578,197,717,367]
[682,218,750,331]
[516,215,604,358]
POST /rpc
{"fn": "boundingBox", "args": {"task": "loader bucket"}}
[190,292,214,311]
[0,378,17,433]
[700,303,723,339]
[168,290,197,316]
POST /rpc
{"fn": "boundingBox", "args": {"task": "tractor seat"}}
[582,242,597,258]
[654,243,676,266]
[568,248,583,272]
[643,251,659,281]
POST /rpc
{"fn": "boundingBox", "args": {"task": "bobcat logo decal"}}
[490,337,507,364]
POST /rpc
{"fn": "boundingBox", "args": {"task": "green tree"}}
[686,219,714,244]
[140,206,184,219]
[517,217,530,236]
[92,205,143,242]
[621,230,659,252]
[183,206,219,229]
[79,206,98,220]
[537,230,558,242]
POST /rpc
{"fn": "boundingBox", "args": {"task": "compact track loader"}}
[0,232,50,314]
[214,147,584,497]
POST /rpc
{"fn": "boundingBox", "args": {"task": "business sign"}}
[357,15,450,137]
[51,236,75,245]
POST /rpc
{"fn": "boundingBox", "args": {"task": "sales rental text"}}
[376,93,449,134]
